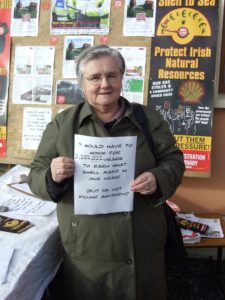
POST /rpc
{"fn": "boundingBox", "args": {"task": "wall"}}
[1,2,224,214]
[174,0,225,214]
[172,108,225,214]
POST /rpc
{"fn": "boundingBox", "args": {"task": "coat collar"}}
[78,97,143,131]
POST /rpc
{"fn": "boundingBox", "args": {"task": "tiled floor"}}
[167,257,225,300]
[42,257,225,300]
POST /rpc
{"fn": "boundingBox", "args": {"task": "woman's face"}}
[82,56,123,111]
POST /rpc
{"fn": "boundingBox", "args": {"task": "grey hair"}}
[76,45,126,87]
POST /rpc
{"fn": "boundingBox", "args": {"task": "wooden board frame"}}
[0,2,151,165]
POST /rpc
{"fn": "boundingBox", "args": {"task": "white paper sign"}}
[74,135,137,215]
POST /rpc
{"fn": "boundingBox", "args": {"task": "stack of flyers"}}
[181,229,201,244]
[177,217,209,234]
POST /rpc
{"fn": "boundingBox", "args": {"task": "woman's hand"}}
[130,171,157,195]
[51,157,75,183]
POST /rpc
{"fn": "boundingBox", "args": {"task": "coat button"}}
[72,219,79,227]
[126,259,132,265]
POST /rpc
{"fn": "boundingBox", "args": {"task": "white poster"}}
[123,0,156,37]
[12,46,55,105]
[11,0,40,36]
[63,36,94,78]
[22,107,52,150]
[74,134,137,215]
[113,46,147,104]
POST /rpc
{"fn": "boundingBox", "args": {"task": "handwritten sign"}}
[74,135,137,215]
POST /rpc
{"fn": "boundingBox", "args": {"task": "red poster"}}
[0,2,11,157]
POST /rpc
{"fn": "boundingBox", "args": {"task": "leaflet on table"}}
[0,165,56,216]
[181,228,201,244]
[177,217,209,234]
[0,214,34,233]
[200,218,224,238]
[0,165,30,186]
[177,213,224,238]
[0,192,56,216]
[74,134,137,214]
[0,244,15,284]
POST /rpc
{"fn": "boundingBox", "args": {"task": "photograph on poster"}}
[55,80,84,105]
[63,36,94,78]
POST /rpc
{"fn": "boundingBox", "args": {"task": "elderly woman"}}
[28,45,185,300]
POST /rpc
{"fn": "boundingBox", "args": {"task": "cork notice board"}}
[0,1,151,166]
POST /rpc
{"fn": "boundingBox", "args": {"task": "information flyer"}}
[11,0,40,37]
[112,46,147,104]
[123,0,157,37]
[148,0,219,177]
[12,46,55,105]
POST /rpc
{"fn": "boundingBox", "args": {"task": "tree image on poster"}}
[148,0,218,177]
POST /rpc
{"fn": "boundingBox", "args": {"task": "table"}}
[0,211,63,300]
[184,213,225,272]
[0,165,63,300]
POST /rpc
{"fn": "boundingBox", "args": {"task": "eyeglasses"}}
[84,73,122,86]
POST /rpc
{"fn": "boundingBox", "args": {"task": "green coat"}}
[28,99,185,300]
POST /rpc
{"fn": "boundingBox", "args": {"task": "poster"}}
[11,0,40,36]
[123,0,157,36]
[112,46,147,104]
[148,1,219,177]
[51,0,111,35]
[0,3,11,157]
[12,46,55,105]
[22,107,52,150]
[62,35,94,78]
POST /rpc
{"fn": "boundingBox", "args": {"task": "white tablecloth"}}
[0,211,63,300]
